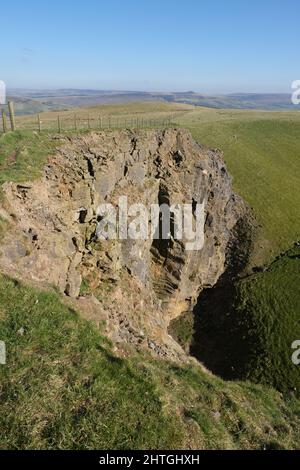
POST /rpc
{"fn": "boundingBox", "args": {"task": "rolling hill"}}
[7,89,299,115]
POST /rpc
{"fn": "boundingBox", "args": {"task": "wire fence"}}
[1,110,177,135]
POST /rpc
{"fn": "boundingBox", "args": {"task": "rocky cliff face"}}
[0,129,251,359]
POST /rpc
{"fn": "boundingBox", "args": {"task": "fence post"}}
[88,115,91,130]
[8,101,16,131]
[37,114,41,132]
[1,109,7,133]
[99,115,102,129]
[57,115,61,133]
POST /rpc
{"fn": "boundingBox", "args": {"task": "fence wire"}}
[1,112,176,134]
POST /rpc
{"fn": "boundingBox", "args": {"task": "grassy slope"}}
[0,130,58,188]
[234,246,300,392]
[15,101,193,131]
[0,274,300,450]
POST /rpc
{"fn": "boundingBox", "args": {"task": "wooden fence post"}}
[1,109,7,133]
[87,115,91,130]
[57,115,61,133]
[8,101,16,131]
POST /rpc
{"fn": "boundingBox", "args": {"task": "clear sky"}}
[1,0,299,93]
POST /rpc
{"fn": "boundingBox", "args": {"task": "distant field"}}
[7,89,297,115]
[3,101,300,265]
[13,101,193,131]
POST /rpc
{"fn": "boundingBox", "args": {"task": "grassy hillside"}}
[9,90,296,116]
[13,101,193,131]
[0,131,58,189]
[234,245,300,392]
[0,274,300,450]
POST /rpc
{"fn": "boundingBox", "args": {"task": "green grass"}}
[233,245,300,393]
[0,274,300,450]
[0,130,59,188]
[168,311,194,353]
[0,275,181,450]
[14,101,192,132]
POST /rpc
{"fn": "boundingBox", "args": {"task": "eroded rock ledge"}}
[0,129,252,359]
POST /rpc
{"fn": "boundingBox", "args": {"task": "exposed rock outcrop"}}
[0,129,253,359]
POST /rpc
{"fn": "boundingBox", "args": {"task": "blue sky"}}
[1,0,299,93]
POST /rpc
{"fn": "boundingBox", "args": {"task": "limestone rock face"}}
[0,129,251,358]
